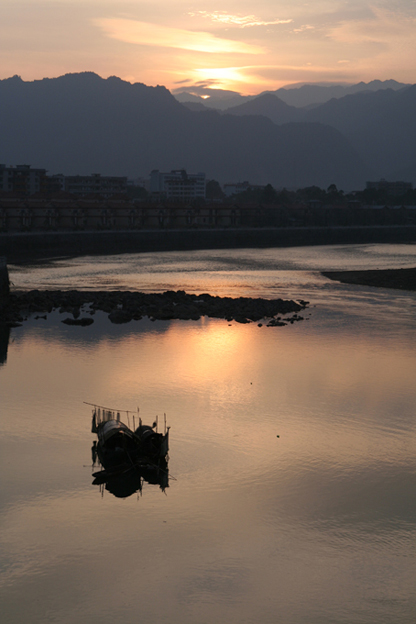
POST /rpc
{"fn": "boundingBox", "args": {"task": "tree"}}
[127,185,148,199]
[261,183,277,204]
[206,179,225,200]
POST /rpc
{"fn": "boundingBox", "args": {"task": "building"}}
[0,164,48,195]
[150,169,205,202]
[366,179,413,196]
[46,174,66,194]
[64,173,128,197]
[223,181,265,197]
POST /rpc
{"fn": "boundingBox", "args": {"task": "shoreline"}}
[322,267,416,291]
[2,225,416,264]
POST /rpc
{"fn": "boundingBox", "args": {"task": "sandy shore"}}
[322,267,416,291]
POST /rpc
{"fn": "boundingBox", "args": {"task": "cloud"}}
[329,6,416,46]
[292,25,315,34]
[189,11,293,28]
[95,18,264,54]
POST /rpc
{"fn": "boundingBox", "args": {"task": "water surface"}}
[2,244,416,624]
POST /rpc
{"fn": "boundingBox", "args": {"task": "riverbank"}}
[2,225,416,263]
[322,267,416,291]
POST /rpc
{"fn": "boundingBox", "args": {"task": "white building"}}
[150,169,205,202]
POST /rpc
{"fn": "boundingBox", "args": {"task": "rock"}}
[234,316,250,324]
[267,319,287,327]
[3,288,310,328]
[62,317,94,326]
[108,310,133,324]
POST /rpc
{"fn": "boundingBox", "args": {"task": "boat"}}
[86,402,170,497]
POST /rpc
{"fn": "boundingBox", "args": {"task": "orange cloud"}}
[329,7,416,45]
[190,11,293,28]
[95,18,264,55]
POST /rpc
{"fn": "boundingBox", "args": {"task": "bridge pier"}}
[0,257,9,298]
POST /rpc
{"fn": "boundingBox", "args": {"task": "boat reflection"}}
[92,455,169,498]
[88,402,170,499]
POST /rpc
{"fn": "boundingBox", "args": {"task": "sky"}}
[1,0,415,95]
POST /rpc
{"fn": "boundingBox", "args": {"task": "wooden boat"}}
[86,402,170,495]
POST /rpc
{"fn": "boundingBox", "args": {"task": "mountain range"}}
[174,80,409,110]
[219,86,416,182]
[0,72,414,190]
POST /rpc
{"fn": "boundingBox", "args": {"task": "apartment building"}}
[64,173,128,196]
[0,164,48,195]
[150,169,205,202]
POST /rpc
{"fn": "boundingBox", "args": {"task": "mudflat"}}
[322,267,416,291]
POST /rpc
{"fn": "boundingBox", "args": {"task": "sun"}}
[193,66,253,91]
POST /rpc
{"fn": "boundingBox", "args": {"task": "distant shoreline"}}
[322,267,416,291]
[2,225,416,264]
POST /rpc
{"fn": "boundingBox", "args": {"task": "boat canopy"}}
[98,419,137,445]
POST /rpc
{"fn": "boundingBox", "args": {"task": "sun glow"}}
[100,320,257,396]
[191,66,257,90]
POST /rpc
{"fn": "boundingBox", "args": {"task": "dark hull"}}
[96,425,168,468]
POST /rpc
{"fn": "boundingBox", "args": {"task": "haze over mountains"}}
[174,79,409,110]
[216,84,416,183]
[0,72,414,191]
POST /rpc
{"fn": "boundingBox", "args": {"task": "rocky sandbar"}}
[0,289,309,328]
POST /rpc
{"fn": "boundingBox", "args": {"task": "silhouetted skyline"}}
[0,72,377,189]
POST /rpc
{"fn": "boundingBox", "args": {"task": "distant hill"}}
[181,101,211,112]
[275,80,409,108]
[221,84,416,183]
[174,88,251,110]
[223,93,300,125]
[173,80,409,110]
[0,72,371,190]
[303,86,416,180]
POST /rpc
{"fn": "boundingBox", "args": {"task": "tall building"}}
[0,164,48,195]
[150,169,205,202]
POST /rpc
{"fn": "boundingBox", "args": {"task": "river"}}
[1,243,416,624]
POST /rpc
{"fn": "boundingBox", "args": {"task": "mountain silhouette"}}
[0,72,373,190]
[303,86,416,180]
[220,83,416,183]
[274,79,409,108]
[173,79,409,110]
[223,93,300,125]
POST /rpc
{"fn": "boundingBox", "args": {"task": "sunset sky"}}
[1,0,415,95]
